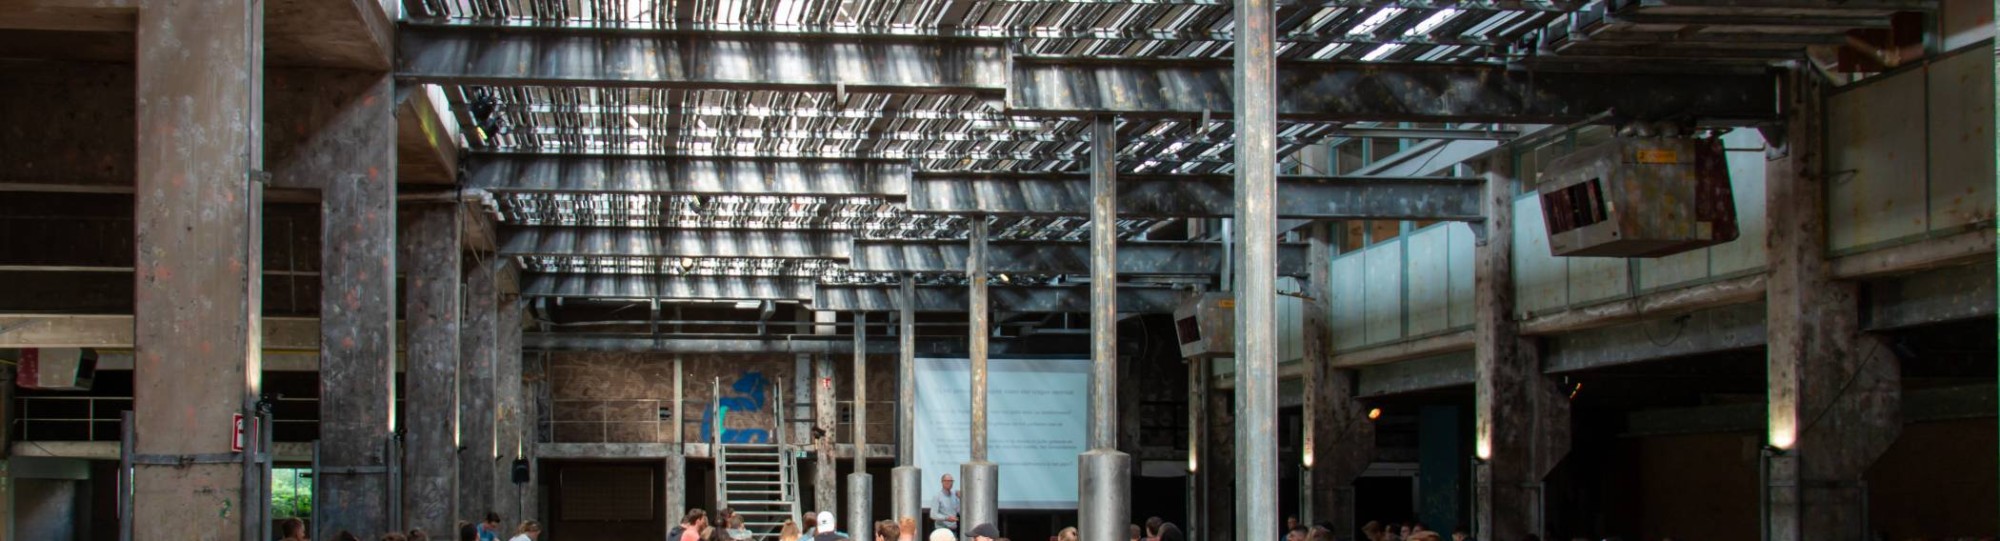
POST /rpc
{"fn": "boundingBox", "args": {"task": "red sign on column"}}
[231,413,247,453]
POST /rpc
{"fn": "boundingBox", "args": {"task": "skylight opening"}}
[1361,43,1404,62]
[1348,8,1405,36]
[1407,9,1462,37]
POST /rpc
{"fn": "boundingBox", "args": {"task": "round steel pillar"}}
[891,465,922,524]
[1079,449,1132,541]
[958,461,999,541]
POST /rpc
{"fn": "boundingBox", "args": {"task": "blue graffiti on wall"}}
[701,370,772,443]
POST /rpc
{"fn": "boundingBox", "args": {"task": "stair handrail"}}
[774,379,801,526]
[713,377,726,512]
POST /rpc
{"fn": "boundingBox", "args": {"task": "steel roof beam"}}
[524,333,1037,355]
[397,23,1010,95]
[1010,59,1779,124]
[520,274,814,301]
[851,240,1309,276]
[501,227,853,259]
[813,284,1186,313]
[909,173,1485,221]
[465,155,910,197]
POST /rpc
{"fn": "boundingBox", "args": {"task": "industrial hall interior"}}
[0,0,1994,540]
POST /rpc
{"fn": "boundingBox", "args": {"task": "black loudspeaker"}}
[512,459,531,485]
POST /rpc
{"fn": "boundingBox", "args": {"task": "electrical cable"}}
[1794,339,1888,445]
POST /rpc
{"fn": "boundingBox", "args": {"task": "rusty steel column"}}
[1303,222,1372,533]
[960,218,998,538]
[892,276,921,523]
[460,256,499,521]
[1472,152,1570,540]
[401,204,462,534]
[1080,114,1132,541]
[1231,0,1281,539]
[1762,65,1901,541]
[132,0,263,538]
[849,312,875,534]
[279,70,399,536]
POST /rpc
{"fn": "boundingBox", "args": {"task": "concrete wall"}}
[1569,417,1997,540]
[8,457,93,541]
[545,460,669,540]
[14,480,78,541]
[1866,419,1998,538]
[1612,432,1762,540]
[1826,43,1997,255]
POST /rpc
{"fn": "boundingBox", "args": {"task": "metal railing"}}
[836,400,898,446]
[547,398,680,443]
[14,395,320,442]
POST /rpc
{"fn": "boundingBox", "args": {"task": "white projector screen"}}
[913,357,1091,509]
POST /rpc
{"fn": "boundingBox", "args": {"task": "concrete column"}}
[1762,66,1902,541]
[814,312,839,514]
[461,257,499,520]
[1186,358,1205,541]
[1472,153,1571,540]
[266,67,399,534]
[522,352,545,520]
[495,295,525,519]
[401,204,462,533]
[1302,222,1372,533]
[1203,384,1234,541]
[132,0,263,538]
[665,453,687,535]
[795,353,814,446]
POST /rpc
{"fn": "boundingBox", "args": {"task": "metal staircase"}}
[713,379,803,538]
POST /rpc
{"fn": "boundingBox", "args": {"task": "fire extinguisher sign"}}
[231,414,247,453]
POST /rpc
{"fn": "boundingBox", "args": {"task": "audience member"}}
[815,511,844,541]
[508,521,540,541]
[277,518,307,541]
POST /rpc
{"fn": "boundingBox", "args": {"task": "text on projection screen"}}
[913,357,1090,509]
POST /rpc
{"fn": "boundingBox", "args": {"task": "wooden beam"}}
[396,86,460,184]
[266,0,392,69]
[1830,227,1995,280]
[1519,273,1767,336]
[0,0,136,32]
[1328,330,1475,368]
[0,314,322,349]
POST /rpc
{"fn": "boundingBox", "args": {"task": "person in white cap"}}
[815,511,844,541]
[928,529,955,541]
